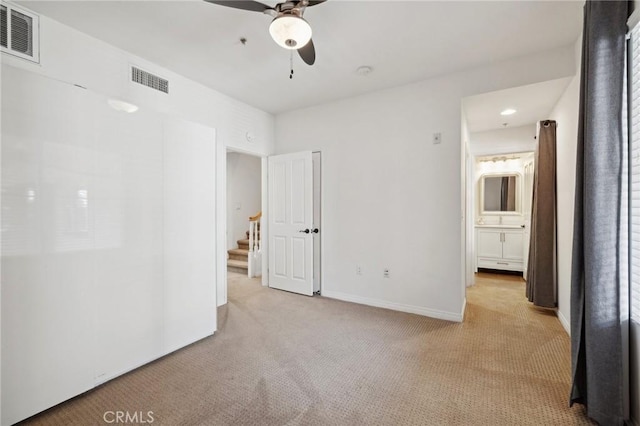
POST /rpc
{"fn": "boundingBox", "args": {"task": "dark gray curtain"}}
[570,1,629,424]
[500,177,508,211]
[526,121,557,308]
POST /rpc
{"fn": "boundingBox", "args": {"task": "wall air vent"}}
[0,2,39,63]
[131,66,169,94]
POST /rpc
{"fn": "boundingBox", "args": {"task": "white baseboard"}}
[557,309,570,336]
[322,290,464,322]
[460,297,467,321]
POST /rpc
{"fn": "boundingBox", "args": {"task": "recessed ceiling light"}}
[356,65,373,76]
[500,108,517,116]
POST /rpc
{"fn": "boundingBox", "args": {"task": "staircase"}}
[227,212,261,276]
[227,235,251,274]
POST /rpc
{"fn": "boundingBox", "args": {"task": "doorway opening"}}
[473,151,535,280]
[218,149,323,308]
[461,77,571,303]
[226,150,263,277]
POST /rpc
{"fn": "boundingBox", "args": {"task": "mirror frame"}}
[479,172,522,215]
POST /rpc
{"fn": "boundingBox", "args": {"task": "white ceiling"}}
[463,77,574,133]
[18,0,583,114]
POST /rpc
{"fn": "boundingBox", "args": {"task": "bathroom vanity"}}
[475,225,525,272]
[474,170,528,273]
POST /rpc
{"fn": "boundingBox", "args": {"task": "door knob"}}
[299,229,310,234]
[311,228,319,234]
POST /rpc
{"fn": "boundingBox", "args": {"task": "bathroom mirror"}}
[481,174,520,214]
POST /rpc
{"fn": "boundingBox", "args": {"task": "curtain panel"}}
[526,121,557,308]
[570,1,630,424]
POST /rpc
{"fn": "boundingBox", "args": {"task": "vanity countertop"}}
[475,224,524,229]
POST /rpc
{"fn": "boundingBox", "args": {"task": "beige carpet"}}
[20,272,594,425]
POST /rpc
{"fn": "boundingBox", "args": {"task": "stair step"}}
[228,254,247,261]
[227,259,248,272]
[228,248,249,256]
[228,248,249,261]
[237,239,250,249]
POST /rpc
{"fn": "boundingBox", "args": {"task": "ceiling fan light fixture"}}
[269,15,312,50]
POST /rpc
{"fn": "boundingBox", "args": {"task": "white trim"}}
[557,309,570,336]
[216,140,227,307]
[261,157,269,286]
[629,7,640,32]
[322,291,465,323]
[460,297,467,321]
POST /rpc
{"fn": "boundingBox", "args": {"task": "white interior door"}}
[268,151,314,296]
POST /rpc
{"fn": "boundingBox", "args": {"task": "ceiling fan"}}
[205,0,326,65]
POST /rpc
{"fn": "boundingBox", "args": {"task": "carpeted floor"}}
[20,272,594,425]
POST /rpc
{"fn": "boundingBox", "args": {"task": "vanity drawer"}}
[477,257,523,272]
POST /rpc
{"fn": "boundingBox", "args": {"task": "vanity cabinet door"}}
[476,227,525,272]
[502,230,524,261]
[477,229,503,259]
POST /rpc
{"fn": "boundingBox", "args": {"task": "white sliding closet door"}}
[163,118,216,353]
[1,65,217,425]
[92,102,165,385]
[1,66,96,425]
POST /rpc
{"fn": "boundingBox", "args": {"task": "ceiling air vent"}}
[0,2,39,63]
[131,66,169,94]
[1,6,7,48]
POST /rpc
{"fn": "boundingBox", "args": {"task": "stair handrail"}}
[248,211,261,253]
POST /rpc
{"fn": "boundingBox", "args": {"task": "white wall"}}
[462,111,475,287]
[469,124,537,156]
[226,152,262,250]
[274,45,577,321]
[549,42,581,336]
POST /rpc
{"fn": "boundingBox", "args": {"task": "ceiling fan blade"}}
[306,0,327,6]
[204,1,273,13]
[298,38,316,65]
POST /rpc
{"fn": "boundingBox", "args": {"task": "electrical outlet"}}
[384,268,390,278]
[356,265,362,275]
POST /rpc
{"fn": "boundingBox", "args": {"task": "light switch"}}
[433,132,442,144]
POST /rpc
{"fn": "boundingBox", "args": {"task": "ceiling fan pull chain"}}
[289,50,294,79]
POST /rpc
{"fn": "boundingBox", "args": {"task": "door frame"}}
[216,146,269,307]
[216,147,322,306]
